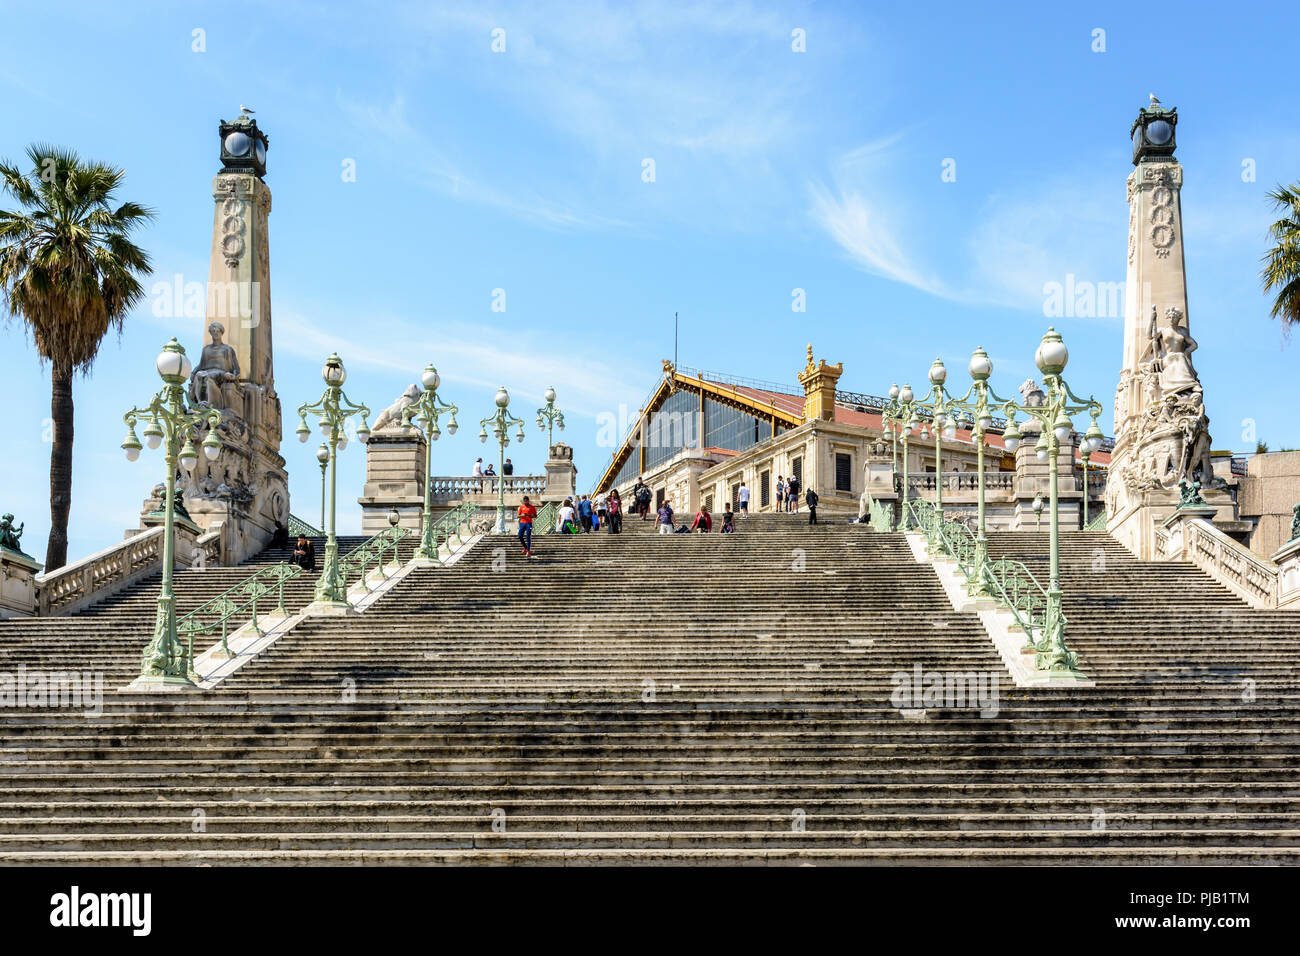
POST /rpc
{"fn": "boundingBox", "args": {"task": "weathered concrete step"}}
[2,827,1298,851]
[3,811,1295,834]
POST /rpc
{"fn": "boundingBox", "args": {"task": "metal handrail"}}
[428,502,478,551]
[982,556,1058,652]
[865,495,893,532]
[337,525,410,592]
[175,562,302,675]
[287,513,323,538]
[533,502,559,536]
[908,502,1063,657]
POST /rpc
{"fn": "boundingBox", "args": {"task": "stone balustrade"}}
[427,475,548,498]
[33,521,207,617]
[1158,508,1300,609]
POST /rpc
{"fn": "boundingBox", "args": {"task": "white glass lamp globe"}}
[337,431,349,451]
[495,387,510,408]
[316,444,329,465]
[544,386,557,404]
[446,419,458,435]
[202,433,221,461]
[889,383,900,400]
[142,419,164,450]
[319,418,332,438]
[1035,327,1069,376]
[430,425,441,440]
[156,339,191,383]
[223,131,251,156]
[322,354,346,386]
[899,384,914,404]
[421,365,440,391]
[357,422,370,443]
[928,359,947,386]
[178,438,199,472]
[969,347,993,382]
[122,431,142,462]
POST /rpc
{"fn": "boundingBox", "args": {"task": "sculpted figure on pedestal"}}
[373,385,421,432]
[0,514,27,555]
[1153,308,1201,399]
[189,321,242,408]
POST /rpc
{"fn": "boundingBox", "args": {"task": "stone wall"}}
[1238,451,1300,557]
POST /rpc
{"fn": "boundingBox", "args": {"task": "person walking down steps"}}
[806,487,820,525]
[656,500,674,534]
[517,495,537,557]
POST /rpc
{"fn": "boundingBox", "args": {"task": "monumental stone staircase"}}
[0,515,1298,864]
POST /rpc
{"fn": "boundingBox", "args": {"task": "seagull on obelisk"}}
[239,104,255,117]
[1149,93,1161,108]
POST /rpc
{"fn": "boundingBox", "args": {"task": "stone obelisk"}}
[163,110,288,563]
[1106,99,1235,558]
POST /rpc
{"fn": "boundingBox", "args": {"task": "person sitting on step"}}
[690,506,712,533]
[290,535,316,571]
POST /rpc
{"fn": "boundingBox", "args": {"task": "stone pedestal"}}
[543,443,578,503]
[1272,537,1300,610]
[358,427,427,534]
[1011,429,1081,530]
[0,548,41,618]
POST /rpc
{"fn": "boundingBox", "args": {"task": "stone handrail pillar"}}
[1271,537,1300,610]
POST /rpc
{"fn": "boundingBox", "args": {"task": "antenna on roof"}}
[674,312,678,370]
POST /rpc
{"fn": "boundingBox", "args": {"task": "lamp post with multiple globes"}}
[121,339,224,685]
[294,353,370,607]
[479,386,526,534]
[995,327,1104,677]
[400,364,459,561]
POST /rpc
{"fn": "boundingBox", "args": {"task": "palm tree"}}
[0,145,154,571]
[1261,182,1300,337]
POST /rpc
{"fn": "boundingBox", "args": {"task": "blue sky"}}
[2,0,1298,561]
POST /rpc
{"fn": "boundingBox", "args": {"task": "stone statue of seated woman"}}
[189,321,241,409]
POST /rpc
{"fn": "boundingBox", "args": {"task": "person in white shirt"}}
[473,458,484,476]
[558,499,579,533]
[738,482,750,516]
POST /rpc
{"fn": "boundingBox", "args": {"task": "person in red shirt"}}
[517,495,537,556]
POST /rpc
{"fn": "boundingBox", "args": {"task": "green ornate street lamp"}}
[122,339,224,685]
[294,353,370,607]
[938,345,1020,596]
[881,384,904,475]
[887,384,918,528]
[315,443,329,530]
[891,361,953,534]
[479,386,525,534]
[400,364,459,562]
[536,386,565,451]
[996,327,1104,678]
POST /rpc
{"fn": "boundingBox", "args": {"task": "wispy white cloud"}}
[274,308,637,419]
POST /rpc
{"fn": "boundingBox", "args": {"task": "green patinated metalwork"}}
[533,501,559,535]
[535,386,565,451]
[122,338,225,685]
[425,501,478,556]
[989,327,1101,679]
[176,562,302,676]
[865,495,893,533]
[401,365,460,561]
[479,387,527,534]
[294,353,371,607]
[287,513,323,538]
[337,524,410,592]
[1085,510,1108,532]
